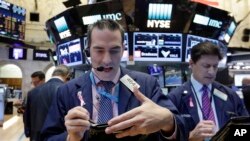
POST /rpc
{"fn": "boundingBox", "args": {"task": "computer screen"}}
[234,74,250,87]
[0,1,26,40]
[54,16,72,40]
[11,4,26,40]
[187,2,232,39]
[164,65,183,86]
[8,48,27,60]
[134,0,193,32]
[121,32,129,62]
[185,34,219,62]
[33,49,50,61]
[57,38,84,67]
[147,64,164,87]
[77,0,127,32]
[133,32,182,62]
[218,19,237,44]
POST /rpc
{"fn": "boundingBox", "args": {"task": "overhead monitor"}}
[0,1,26,40]
[8,47,27,60]
[0,0,12,38]
[218,18,237,44]
[134,0,194,32]
[11,4,26,40]
[133,32,182,62]
[187,2,232,39]
[185,34,219,62]
[234,74,250,87]
[33,49,50,61]
[57,38,84,67]
[121,32,129,62]
[54,16,72,40]
[164,65,182,87]
[77,0,127,32]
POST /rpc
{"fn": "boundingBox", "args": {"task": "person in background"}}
[24,65,70,141]
[16,71,46,114]
[167,41,249,141]
[41,19,187,141]
[30,71,46,88]
[242,77,250,114]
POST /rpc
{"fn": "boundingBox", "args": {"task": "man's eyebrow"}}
[92,46,104,49]
[92,46,122,50]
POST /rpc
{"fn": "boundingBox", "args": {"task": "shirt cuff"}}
[160,115,177,139]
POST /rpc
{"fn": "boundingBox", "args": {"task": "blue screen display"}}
[57,38,83,67]
[185,34,219,62]
[133,32,182,62]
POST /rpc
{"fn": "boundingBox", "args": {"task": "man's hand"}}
[189,120,216,141]
[65,106,91,141]
[105,88,175,138]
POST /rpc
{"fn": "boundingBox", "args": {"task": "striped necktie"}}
[97,81,115,124]
[201,85,215,123]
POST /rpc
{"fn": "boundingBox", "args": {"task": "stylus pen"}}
[77,91,97,125]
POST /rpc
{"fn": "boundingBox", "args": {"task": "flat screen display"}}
[185,34,219,62]
[133,32,182,62]
[147,64,164,87]
[234,74,250,87]
[134,0,193,32]
[77,0,127,32]
[8,47,27,60]
[0,1,12,38]
[11,4,26,40]
[57,38,84,67]
[218,19,237,44]
[0,1,26,40]
[33,49,50,61]
[54,16,72,40]
[187,2,232,39]
[121,32,129,62]
[164,65,182,86]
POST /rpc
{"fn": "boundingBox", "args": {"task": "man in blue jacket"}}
[167,41,249,141]
[24,65,70,141]
[41,19,187,141]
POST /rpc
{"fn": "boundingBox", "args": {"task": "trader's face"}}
[90,28,124,81]
[189,55,219,85]
[31,77,44,87]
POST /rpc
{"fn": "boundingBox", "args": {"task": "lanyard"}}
[191,83,213,120]
[90,72,119,103]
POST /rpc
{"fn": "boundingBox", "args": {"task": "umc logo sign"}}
[147,3,172,28]
[82,13,122,25]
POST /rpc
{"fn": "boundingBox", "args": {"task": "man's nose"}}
[102,51,112,64]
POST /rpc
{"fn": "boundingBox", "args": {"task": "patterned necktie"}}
[97,81,115,124]
[201,85,215,123]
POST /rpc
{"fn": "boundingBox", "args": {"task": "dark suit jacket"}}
[41,67,187,141]
[242,86,250,114]
[24,78,64,141]
[167,80,249,135]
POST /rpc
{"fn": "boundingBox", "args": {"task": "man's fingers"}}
[133,87,150,103]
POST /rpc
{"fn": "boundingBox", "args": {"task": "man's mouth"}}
[103,67,113,72]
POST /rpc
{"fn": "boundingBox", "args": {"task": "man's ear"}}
[189,59,194,67]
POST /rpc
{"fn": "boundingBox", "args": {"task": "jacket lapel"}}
[212,83,227,128]
[118,68,134,114]
[182,81,200,125]
[74,71,93,118]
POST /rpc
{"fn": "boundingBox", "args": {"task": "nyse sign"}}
[147,3,172,29]
[147,20,170,28]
